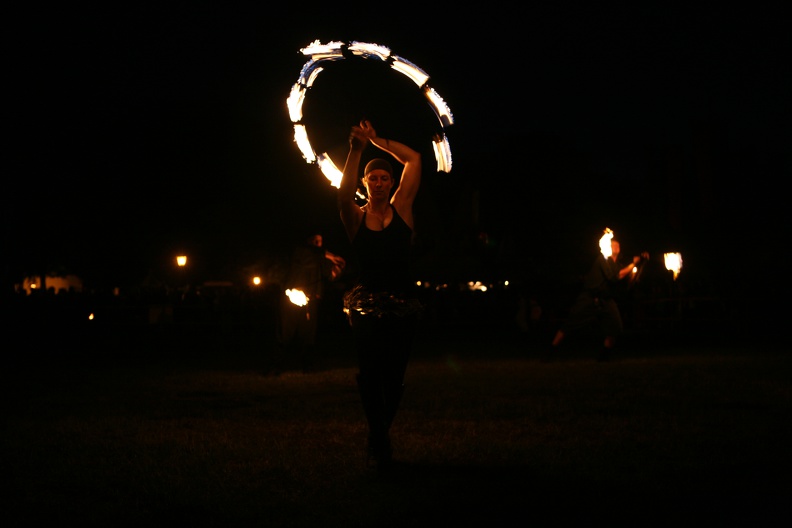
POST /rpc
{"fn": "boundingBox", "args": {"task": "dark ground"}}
[3,314,790,527]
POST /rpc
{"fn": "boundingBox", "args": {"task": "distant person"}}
[338,119,423,472]
[515,292,543,339]
[277,232,345,373]
[546,237,648,362]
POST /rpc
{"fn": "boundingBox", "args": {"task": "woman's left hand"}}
[359,119,377,140]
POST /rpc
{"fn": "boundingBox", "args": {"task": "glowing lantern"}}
[176,255,187,267]
[252,276,262,286]
[664,252,683,280]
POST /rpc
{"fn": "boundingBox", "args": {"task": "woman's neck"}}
[366,200,390,214]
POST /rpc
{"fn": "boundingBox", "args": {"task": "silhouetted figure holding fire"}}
[277,232,345,373]
[546,235,648,362]
[338,119,423,473]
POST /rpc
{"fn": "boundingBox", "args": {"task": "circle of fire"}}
[286,40,454,188]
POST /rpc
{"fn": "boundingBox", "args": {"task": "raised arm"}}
[338,125,368,241]
[617,252,649,279]
[617,260,637,280]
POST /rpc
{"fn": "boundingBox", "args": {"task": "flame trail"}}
[286,40,455,188]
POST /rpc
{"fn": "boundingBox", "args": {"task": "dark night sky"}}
[6,3,789,291]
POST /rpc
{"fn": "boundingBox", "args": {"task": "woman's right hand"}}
[349,125,368,150]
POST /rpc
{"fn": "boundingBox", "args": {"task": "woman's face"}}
[364,171,393,199]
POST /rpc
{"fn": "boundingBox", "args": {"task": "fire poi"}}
[599,228,615,258]
[285,288,309,307]
[600,227,652,287]
[286,40,454,188]
[664,252,683,280]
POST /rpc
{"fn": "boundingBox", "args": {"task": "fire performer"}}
[338,119,423,472]
[546,235,648,362]
[277,232,345,374]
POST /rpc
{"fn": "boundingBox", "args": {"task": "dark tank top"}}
[352,205,413,296]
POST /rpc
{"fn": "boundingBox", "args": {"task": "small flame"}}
[664,252,683,280]
[391,55,429,87]
[316,153,342,188]
[432,134,453,173]
[300,40,345,59]
[348,41,391,61]
[287,83,307,123]
[293,125,315,163]
[425,87,454,127]
[285,289,309,306]
[599,228,614,258]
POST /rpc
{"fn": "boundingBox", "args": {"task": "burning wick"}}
[599,228,614,258]
[664,252,683,280]
[285,289,309,307]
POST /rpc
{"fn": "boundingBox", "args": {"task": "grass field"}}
[3,321,790,527]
